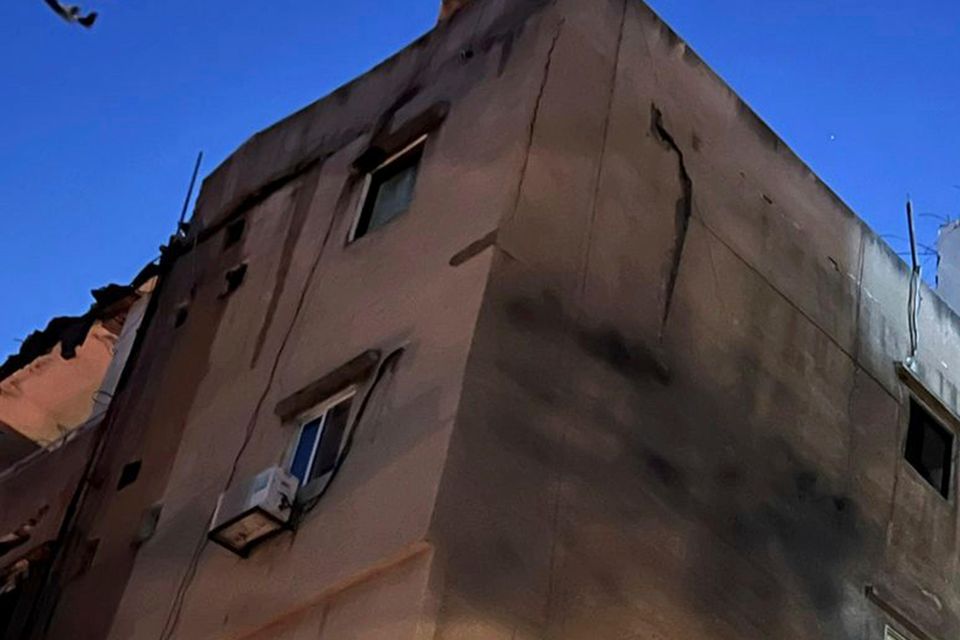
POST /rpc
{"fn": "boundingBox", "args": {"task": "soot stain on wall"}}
[491,290,868,635]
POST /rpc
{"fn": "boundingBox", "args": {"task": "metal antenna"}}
[906,197,922,368]
[177,151,204,235]
[907,199,919,270]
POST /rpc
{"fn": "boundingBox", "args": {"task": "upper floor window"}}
[884,625,909,640]
[288,390,355,498]
[905,397,954,499]
[350,135,427,241]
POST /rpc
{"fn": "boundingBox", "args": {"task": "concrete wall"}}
[0,420,98,572]
[0,423,37,469]
[937,220,960,315]
[0,324,116,446]
[42,2,559,639]
[429,1,960,639]
[38,1,960,639]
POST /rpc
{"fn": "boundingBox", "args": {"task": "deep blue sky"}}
[1,1,957,358]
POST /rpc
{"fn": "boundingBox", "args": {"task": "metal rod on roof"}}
[177,151,204,235]
[906,197,922,368]
[907,199,919,271]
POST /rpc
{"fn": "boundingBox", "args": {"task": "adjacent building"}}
[0,270,155,638]
[4,1,960,638]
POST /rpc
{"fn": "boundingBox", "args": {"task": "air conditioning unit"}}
[208,466,299,556]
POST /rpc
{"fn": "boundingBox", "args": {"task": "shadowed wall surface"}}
[29,1,960,639]
[428,1,960,638]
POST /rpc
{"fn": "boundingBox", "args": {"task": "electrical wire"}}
[159,166,333,640]
[297,348,405,516]
[156,23,443,633]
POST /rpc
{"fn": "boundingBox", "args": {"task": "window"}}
[351,135,426,241]
[885,626,909,640]
[0,555,49,639]
[288,391,355,496]
[905,397,954,498]
[0,562,28,638]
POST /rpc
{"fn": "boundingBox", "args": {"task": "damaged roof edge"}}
[0,262,161,383]
[189,0,555,235]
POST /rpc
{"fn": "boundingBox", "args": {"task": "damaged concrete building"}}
[0,271,155,637]
[3,0,960,638]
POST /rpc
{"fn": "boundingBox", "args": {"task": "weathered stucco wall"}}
[41,2,559,639]
[0,324,115,446]
[0,422,98,567]
[35,1,960,639]
[429,1,960,638]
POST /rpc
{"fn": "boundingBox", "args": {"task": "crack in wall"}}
[250,165,325,368]
[578,0,628,300]
[651,105,693,338]
[506,17,564,225]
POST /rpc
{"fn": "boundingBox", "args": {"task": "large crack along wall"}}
[430,0,960,638]
[650,104,693,336]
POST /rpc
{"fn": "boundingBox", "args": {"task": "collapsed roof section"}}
[0,263,159,381]
[0,263,159,449]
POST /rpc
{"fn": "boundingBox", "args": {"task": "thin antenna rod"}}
[177,151,204,233]
[906,197,922,367]
[907,199,919,271]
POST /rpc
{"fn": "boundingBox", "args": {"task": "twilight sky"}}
[1,0,957,358]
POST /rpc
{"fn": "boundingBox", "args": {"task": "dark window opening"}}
[905,398,954,498]
[289,393,355,491]
[0,553,50,639]
[221,264,248,298]
[117,460,142,491]
[0,565,28,638]
[224,217,246,250]
[352,136,426,241]
[0,584,20,639]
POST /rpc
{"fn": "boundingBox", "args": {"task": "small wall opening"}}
[117,460,142,491]
[224,217,246,250]
[174,305,189,328]
[221,264,248,298]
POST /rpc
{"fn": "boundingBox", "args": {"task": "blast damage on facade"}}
[3,1,960,639]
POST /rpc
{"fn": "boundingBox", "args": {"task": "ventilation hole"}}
[224,217,246,250]
[221,264,248,298]
[174,305,189,328]
[117,460,142,491]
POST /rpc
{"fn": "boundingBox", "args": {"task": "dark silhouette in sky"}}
[43,0,97,28]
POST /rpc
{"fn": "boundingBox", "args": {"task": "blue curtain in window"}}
[290,419,322,484]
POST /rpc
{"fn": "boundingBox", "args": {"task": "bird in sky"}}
[42,0,98,28]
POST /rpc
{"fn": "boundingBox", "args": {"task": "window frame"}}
[286,386,357,502]
[348,134,428,243]
[896,363,960,503]
[904,395,955,500]
[884,625,910,640]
